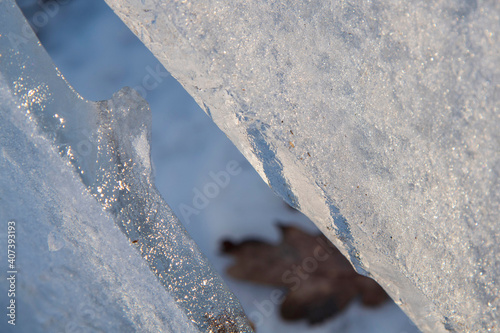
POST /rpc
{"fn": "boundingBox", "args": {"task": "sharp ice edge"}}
[0,75,198,333]
[0,1,253,332]
[103,0,500,332]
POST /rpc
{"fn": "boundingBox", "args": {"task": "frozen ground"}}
[16,0,419,332]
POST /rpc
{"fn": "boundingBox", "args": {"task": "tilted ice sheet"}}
[0,76,198,332]
[0,1,252,332]
[103,0,500,332]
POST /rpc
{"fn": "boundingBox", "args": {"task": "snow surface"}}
[101,0,500,332]
[1,1,252,332]
[11,0,420,332]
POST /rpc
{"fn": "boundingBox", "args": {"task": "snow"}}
[1,1,252,332]
[100,0,500,332]
[0,74,198,333]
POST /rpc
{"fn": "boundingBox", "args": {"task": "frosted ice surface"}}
[0,78,198,333]
[0,1,252,332]
[103,0,499,332]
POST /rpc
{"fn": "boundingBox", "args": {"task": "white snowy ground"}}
[18,1,420,332]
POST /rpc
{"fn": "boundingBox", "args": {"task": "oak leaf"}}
[222,224,388,324]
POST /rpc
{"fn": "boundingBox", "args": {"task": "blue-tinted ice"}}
[103,0,500,331]
[0,1,253,332]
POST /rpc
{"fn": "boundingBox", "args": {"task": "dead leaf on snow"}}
[221,224,388,324]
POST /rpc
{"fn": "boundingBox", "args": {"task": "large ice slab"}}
[103,0,500,331]
[0,1,252,332]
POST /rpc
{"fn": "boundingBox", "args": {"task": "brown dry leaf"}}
[222,224,388,324]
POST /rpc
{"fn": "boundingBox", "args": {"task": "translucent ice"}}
[103,0,500,331]
[0,1,252,332]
